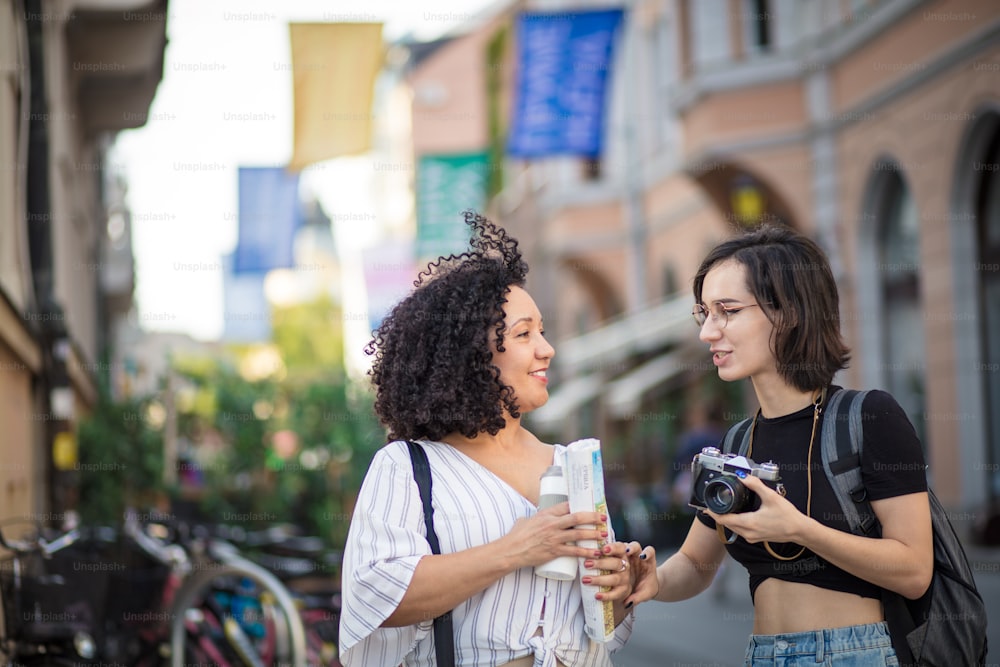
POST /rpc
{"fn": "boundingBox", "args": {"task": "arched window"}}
[976,124,1000,496]
[876,167,927,443]
[742,0,772,55]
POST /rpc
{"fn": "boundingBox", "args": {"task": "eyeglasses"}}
[691,302,761,328]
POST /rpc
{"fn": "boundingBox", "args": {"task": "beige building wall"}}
[0,341,41,523]
[681,80,808,157]
[409,21,500,155]
[0,0,167,519]
[837,38,1000,503]
[832,0,1000,115]
[645,175,729,299]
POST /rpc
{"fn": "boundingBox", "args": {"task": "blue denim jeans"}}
[743,622,899,666]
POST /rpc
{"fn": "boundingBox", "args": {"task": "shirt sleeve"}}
[859,390,929,501]
[606,607,635,653]
[339,442,433,666]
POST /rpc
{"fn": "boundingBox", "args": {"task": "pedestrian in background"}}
[629,224,932,666]
[338,211,655,667]
[669,397,727,513]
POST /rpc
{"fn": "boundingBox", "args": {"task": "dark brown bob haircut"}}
[692,224,851,392]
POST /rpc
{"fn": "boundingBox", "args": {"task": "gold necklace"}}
[745,387,827,561]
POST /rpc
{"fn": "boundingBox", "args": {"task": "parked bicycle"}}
[126,515,308,667]
[229,525,343,667]
[0,515,175,666]
[2,511,338,667]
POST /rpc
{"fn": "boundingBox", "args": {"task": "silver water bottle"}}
[535,465,578,580]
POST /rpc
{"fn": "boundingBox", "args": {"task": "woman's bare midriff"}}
[751,578,883,634]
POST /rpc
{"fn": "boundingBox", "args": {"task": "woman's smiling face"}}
[491,285,555,414]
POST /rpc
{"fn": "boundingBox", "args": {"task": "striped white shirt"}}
[339,440,634,667]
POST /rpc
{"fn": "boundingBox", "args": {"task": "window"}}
[742,0,772,55]
[877,168,926,444]
[976,126,1000,495]
[689,0,733,70]
[652,9,680,152]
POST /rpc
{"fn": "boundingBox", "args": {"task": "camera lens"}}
[704,475,752,514]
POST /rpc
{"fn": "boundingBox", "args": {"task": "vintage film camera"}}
[688,447,783,514]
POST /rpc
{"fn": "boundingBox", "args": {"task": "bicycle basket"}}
[0,547,105,643]
[104,538,172,628]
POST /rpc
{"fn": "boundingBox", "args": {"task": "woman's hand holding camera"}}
[706,474,809,545]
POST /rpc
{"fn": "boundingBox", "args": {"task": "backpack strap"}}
[820,388,878,537]
[722,417,753,456]
[715,418,754,544]
[406,441,455,667]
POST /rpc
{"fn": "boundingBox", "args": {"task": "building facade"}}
[488,0,1000,526]
[398,0,997,540]
[0,0,168,522]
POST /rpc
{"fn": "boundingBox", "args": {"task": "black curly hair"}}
[365,211,530,442]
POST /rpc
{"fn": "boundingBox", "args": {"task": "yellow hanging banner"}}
[288,22,384,171]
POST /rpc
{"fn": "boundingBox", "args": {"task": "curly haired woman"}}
[338,211,655,667]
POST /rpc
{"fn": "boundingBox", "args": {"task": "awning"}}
[557,293,696,373]
[529,374,603,431]
[530,293,705,428]
[605,344,710,418]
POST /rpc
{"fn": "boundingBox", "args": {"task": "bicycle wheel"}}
[299,605,341,667]
[168,561,306,667]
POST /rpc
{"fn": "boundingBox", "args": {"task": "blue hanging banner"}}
[221,253,272,343]
[234,166,304,274]
[506,8,625,158]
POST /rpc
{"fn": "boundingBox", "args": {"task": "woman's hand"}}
[624,542,658,606]
[704,474,808,544]
[501,501,607,570]
[583,540,658,607]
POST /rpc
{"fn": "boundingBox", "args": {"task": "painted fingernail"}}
[625,546,631,554]
[603,545,612,553]
[625,601,634,609]
[581,576,592,585]
[595,593,603,600]
[583,560,595,568]
[639,553,648,560]
[594,550,603,557]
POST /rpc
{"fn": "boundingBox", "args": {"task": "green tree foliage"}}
[271,379,381,545]
[271,294,343,374]
[167,293,384,548]
[76,387,164,525]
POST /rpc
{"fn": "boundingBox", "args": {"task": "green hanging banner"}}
[415,151,491,262]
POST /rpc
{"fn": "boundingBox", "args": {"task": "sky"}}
[112,0,503,344]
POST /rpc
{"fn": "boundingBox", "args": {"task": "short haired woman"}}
[631,224,932,666]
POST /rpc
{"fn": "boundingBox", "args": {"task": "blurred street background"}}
[1,0,999,663]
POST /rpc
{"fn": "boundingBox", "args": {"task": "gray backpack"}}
[722,388,988,666]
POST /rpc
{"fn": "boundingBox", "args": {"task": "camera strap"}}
[723,387,827,560]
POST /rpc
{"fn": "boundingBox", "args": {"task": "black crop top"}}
[696,386,928,601]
